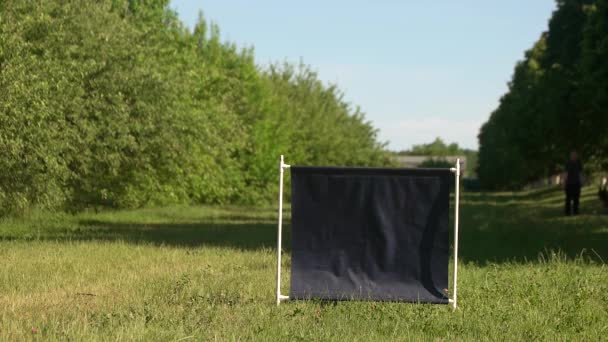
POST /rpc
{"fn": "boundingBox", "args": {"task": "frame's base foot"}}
[276,294,289,306]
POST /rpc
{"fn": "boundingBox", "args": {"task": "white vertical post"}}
[276,155,285,306]
[452,158,460,309]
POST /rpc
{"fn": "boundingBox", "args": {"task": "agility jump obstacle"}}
[276,155,460,309]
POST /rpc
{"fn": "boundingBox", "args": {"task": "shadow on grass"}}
[60,219,293,250]
[0,207,291,250]
[458,191,608,264]
[1,188,606,264]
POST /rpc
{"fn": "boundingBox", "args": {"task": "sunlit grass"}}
[1,186,607,340]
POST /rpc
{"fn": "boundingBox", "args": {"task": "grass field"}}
[1,186,607,340]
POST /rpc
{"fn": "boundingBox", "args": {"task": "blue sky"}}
[170,0,556,150]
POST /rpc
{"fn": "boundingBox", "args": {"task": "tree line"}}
[0,0,392,215]
[478,0,608,189]
[396,138,478,178]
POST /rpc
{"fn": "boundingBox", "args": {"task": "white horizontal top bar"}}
[284,163,458,172]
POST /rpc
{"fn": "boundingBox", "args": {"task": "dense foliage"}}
[0,0,391,214]
[478,0,608,189]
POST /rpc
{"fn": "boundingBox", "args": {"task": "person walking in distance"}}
[564,150,583,215]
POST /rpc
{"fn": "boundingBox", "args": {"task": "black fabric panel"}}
[289,166,450,303]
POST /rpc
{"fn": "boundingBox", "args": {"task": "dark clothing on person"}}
[564,159,583,215]
[564,160,583,185]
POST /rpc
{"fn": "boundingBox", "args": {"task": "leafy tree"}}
[0,0,392,215]
[477,0,608,189]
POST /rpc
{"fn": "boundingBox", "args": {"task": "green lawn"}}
[1,187,607,340]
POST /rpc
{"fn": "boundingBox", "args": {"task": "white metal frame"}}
[276,155,290,305]
[449,158,461,309]
[275,155,461,309]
